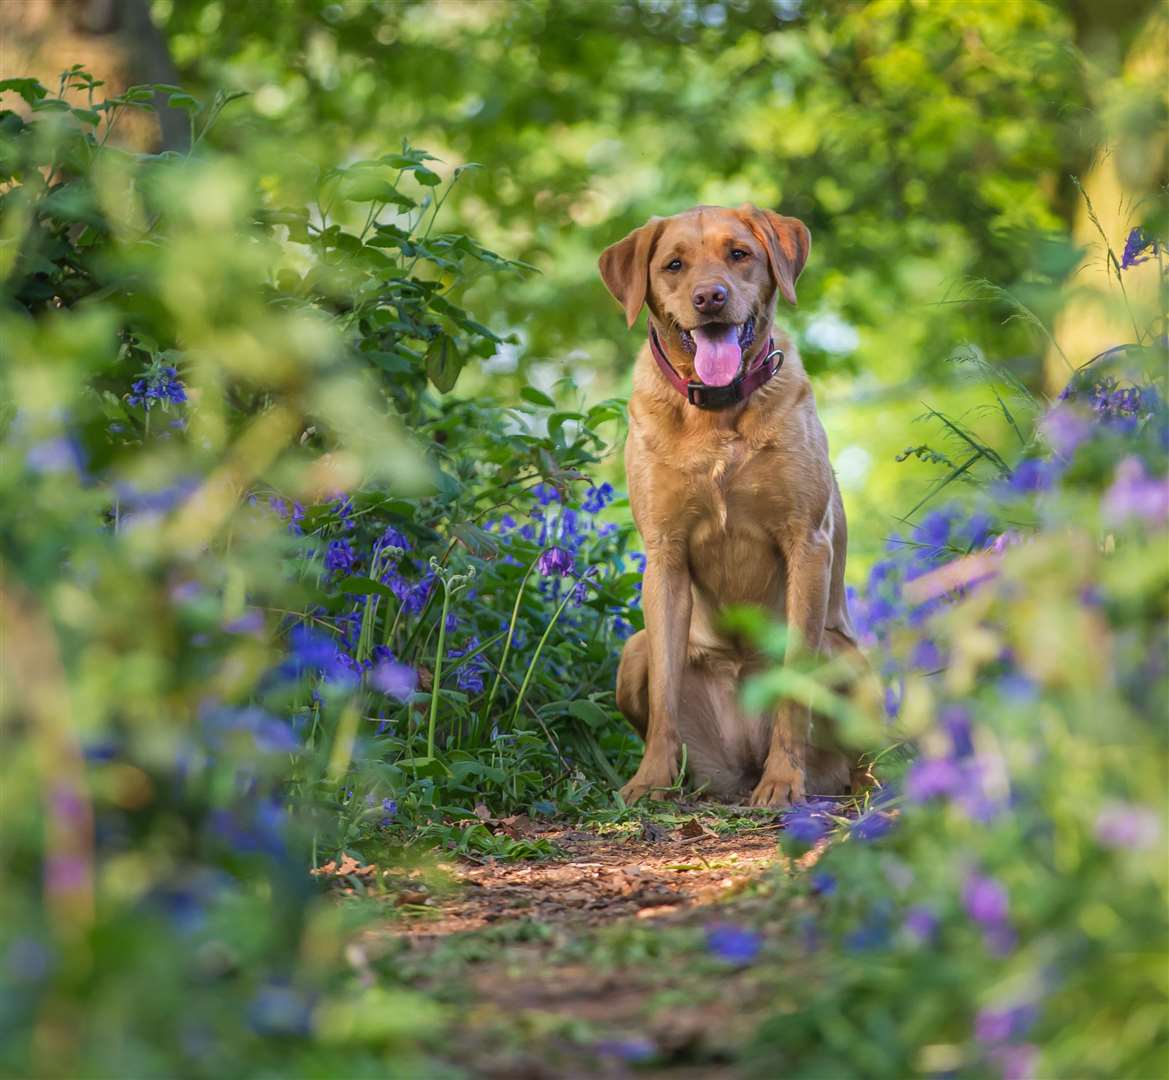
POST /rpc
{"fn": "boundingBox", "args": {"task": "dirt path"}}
[315,809,822,1077]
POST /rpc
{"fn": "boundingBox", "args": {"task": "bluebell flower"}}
[247,983,313,1036]
[128,364,187,408]
[963,872,1009,928]
[537,545,574,577]
[380,525,410,551]
[903,904,939,943]
[809,872,836,896]
[782,803,832,845]
[26,436,85,476]
[582,482,615,513]
[595,1037,655,1063]
[370,657,417,700]
[380,798,398,827]
[975,1003,1037,1046]
[906,757,963,801]
[912,509,953,552]
[1120,225,1156,270]
[532,483,560,506]
[1095,802,1161,850]
[851,810,896,841]
[448,637,486,695]
[325,539,357,574]
[705,924,762,964]
[1004,458,1059,495]
[910,637,943,671]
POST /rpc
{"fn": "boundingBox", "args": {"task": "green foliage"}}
[0,72,640,1075]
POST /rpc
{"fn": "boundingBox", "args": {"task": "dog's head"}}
[598,204,809,387]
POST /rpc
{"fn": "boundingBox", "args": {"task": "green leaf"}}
[166,92,201,114]
[425,335,463,393]
[451,522,500,558]
[335,576,398,600]
[0,78,48,105]
[520,387,556,408]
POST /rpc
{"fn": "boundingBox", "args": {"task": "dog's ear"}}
[598,218,664,328]
[741,206,810,306]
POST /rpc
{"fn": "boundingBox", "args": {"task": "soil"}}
[314,809,825,1078]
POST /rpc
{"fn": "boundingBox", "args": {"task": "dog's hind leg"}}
[615,629,649,740]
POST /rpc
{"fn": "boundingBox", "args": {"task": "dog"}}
[599,204,866,808]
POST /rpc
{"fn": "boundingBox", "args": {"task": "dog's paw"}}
[749,769,806,808]
[619,760,678,804]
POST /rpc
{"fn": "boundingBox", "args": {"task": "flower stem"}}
[509,575,579,733]
[480,556,538,733]
[426,583,453,761]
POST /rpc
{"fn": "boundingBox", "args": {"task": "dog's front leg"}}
[620,541,691,803]
[751,528,832,808]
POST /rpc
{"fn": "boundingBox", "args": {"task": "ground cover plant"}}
[2,3,1167,1077]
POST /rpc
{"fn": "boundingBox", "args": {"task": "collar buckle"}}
[687,378,743,409]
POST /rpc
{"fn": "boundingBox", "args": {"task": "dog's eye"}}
[730,248,750,261]
[665,258,683,272]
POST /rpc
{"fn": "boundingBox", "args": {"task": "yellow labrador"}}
[600,204,864,807]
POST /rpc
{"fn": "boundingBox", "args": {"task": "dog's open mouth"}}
[678,317,755,386]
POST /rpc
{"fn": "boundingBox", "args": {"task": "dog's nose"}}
[691,283,727,313]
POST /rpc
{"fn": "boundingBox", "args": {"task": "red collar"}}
[648,325,784,409]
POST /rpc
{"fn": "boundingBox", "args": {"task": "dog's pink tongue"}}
[692,324,742,386]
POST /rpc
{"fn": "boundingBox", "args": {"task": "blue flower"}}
[537,545,574,577]
[1003,458,1059,495]
[903,904,939,942]
[128,364,187,408]
[26,436,85,476]
[369,657,416,700]
[705,924,762,964]
[782,803,832,845]
[1120,226,1156,270]
[380,798,398,827]
[809,872,836,896]
[851,810,896,841]
[532,483,560,506]
[595,1037,655,1063]
[906,757,963,801]
[448,637,487,695]
[582,482,615,513]
[325,539,357,574]
[380,525,410,551]
[284,625,351,682]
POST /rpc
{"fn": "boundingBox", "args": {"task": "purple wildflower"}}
[1004,458,1058,495]
[537,545,574,577]
[369,658,417,701]
[906,757,963,802]
[903,904,939,942]
[1040,405,1092,459]
[26,436,84,475]
[963,872,1009,927]
[975,1003,1037,1045]
[1094,802,1161,850]
[1102,457,1169,526]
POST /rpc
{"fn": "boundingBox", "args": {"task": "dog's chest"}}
[691,434,772,532]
